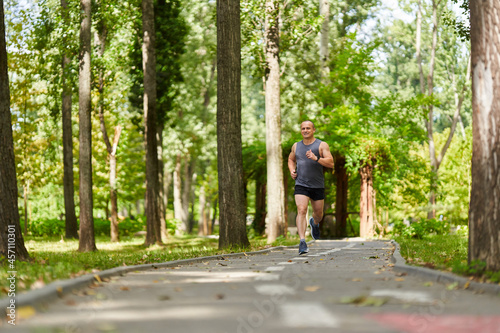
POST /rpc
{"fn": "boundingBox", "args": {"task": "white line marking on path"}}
[370,290,434,303]
[278,262,297,265]
[292,257,309,260]
[280,303,340,327]
[265,266,285,271]
[255,274,280,281]
[255,284,295,295]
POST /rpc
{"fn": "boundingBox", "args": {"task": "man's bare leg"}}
[310,199,324,226]
[295,194,310,239]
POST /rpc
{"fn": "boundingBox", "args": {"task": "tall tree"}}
[217,0,250,249]
[61,0,78,239]
[468,0,500,270]
[78,0,97,252]
[96,4,122,242]
[416,0,468,219]
[154,0,187,237]
[264,0,285,243]
[0,0,29,261]
[143,0,162,245]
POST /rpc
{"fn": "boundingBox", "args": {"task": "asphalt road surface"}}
[3,239,500,333]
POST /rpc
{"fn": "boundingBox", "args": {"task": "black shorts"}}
[294,185,325,201]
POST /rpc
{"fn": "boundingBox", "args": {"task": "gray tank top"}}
[295,139,324,188]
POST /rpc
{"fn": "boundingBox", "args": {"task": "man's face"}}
[301,122,315,139]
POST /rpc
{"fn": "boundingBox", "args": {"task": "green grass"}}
[394,234,468,271]
[1,234,301,296]
[395,234,500,284]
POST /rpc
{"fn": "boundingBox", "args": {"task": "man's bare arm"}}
[318,142,334,168]
[288,143,298,179]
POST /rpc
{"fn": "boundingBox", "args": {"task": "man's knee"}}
[312,208,323,220]
[297,206,308,216]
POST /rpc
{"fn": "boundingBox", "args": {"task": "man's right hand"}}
[290,170,297,179]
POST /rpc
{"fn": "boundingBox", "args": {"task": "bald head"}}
[301,120,315,129]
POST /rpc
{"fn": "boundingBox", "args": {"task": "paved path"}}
[3,239,500,332]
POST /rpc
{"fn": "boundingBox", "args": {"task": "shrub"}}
[28,215,146,238]
[29,219,65,237]
[166,218,182,235]
[390,218,450,239]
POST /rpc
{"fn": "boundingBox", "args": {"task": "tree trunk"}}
[157,124,168,241]
[418,0,451,219]
[61,0,78,240]
[161,167,172,240]
[143,0,161,246]
[217,0,250,249]
[319,0,329,83]
[0,2,29,260]
[173,153,183,234]
[334,155,348,237]
[265,0,285,243]
[109,126,122,242]
[253,178,267,235]
[23,182,28,235]
[359,164,374,238]
[468,0,500,271]
[78,0,96,252]
[181,156,193,233]
[96,24,122,243]
[198,185,209,236]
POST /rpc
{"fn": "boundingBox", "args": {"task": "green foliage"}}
[391,218,450,239]
[29,216,146,237]
[453,260,500,283]
[443,0,470,41]
[29,219,66,237]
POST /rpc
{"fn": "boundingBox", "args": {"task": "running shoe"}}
[299,240,309,255]
[309,217,320,240]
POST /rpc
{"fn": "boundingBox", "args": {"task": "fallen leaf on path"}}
[174,287,183,292]
[17,306,36,320]
[340,296,387,307]
[158,295,171,301]
[94,275,102,283]
[215,294,225,300]
[351,278,363,282]
[394,278,405,282]
[304,286,321,292]
[119,286,130,291]
[423,282,433,287]
[65,299,76,306]
[447,282,459,290]
[95,293,107,300]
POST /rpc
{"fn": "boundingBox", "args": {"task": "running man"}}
[288,121,334,254]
